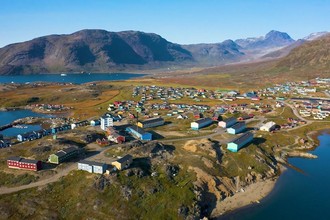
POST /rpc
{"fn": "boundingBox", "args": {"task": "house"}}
[227,132,254,152]
[193,111,201,119]
[227,122,246,134]
[126,126,152,141]
[237,114,254,121]
[71,120,89,129]
[111,154,133,170]
[90,119,101,126]
[17,132,37,142]
[51,124,71,134]
[48,146,78,164]
[7,156,42,171]
[107,128,125,144]
[191,117,213,130]
[78,160,107,174]
[100,116,113,130]
[218,117,237,128]
[260,121,276,132]
[137,117,165,128]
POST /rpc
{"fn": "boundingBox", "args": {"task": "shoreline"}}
[211,175,280,219]
[212,129,330,219]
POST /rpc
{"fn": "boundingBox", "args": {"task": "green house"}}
[48,147,78,164]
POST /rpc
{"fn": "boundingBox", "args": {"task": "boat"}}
[60,73,67,76]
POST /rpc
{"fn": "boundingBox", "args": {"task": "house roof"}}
[194,117,212,125]
[230,132,253,145]
[224,117,236,123]
[78,160,106,167]
[230,122,245,130]
[62,146,78,154]
[115,154,133,164]
[20,158,40,164]
[127,125,149,135]
[140,117,164,125]
[7,156,22,162]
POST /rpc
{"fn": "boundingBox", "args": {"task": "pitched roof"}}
[78,160,106,167]
[231,132,253,145]
[7,156,22,162]
[230,122,245,130]
[194,117,213,124]
[116,154,133,164]
[224,117,236,123]
[140,117,164,125]
[127,125,148,135]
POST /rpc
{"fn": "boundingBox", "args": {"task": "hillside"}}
[0,30,193,75]
[276,34,330,71]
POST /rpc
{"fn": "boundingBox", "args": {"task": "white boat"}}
[60,73,67,76]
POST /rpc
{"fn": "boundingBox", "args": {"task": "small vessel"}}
[60,73,67,76]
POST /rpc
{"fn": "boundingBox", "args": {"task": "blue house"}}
[126,125,152,141]
[227,132,253,152]
[227,122,246,134]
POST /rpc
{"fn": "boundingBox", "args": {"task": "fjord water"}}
[0,110,53,137]
[221,133,330,220]
[0,73,144,84]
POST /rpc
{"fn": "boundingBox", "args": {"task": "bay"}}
[220,133,330,220]
[0,109,53,137]
[0,73,145,84]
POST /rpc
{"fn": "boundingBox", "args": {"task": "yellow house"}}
[137,117,164,128]
[111,154,133,170]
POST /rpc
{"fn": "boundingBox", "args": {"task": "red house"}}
[7,156,42,171]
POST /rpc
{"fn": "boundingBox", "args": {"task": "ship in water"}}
[60,73,67,76]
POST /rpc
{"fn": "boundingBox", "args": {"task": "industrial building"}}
[227,132,254,152]
[126,126,152,141]
[227,122,246,134]
[218,117,237,128]
[191,117,213,130]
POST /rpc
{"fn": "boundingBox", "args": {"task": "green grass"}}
[0,171,38,187]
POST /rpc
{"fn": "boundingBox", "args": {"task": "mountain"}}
[277,34,330,70]
[303,31,329,41]
[181,40,244,65]
[235,30,295,49]
[0,29,193,75]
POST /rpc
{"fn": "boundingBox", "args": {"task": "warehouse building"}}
[227,122,246,134]
[78,160,107,174]
[137,117,165,128]
[218,117,237,128]
[126,126,152,141]
[260,121,276,132]
[191,117,213,130]
[227,132,254,152]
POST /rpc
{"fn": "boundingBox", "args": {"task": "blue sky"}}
[0,0,329,47]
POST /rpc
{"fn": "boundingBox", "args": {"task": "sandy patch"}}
[211,178,277,217]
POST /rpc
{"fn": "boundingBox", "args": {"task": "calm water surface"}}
[221,133,330,220]
[0,110,53,137]
[0,73,145,84]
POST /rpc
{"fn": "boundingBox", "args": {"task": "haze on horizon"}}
[0,0,329,48]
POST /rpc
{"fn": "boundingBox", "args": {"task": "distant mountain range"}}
[0,29,328,75]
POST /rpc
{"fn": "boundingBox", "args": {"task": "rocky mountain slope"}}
[0,29,327,75]
[0,30,193,75]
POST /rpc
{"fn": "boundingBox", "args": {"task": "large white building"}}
[78,160,107,174]
[260,121,276,132]
[100,116,113,131]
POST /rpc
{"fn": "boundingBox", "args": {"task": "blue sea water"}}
[0,73,145,84]
[0,109,53,137]
[220,133,330,220]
